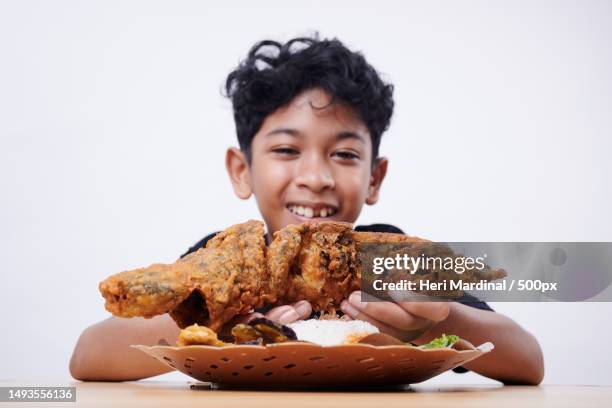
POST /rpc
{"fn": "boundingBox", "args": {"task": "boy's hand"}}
[218,300,311,339]
[223,300,312,328]
[340,291,450,341]
[262,300,313,324]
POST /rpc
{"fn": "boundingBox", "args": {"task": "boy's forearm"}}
[415,302,544,385]
[70,315,180,381]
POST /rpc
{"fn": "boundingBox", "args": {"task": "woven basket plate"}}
[133,341,493,386]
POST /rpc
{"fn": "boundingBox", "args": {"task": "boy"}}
[70,37,544,384]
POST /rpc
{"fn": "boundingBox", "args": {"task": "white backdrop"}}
[1,0,611,385]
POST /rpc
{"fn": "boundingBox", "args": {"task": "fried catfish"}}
[99,220,506,331]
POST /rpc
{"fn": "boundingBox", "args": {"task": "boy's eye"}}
[272,147,299,156]
[333,150,360,160]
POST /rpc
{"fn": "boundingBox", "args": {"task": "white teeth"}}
[288,205,336,218]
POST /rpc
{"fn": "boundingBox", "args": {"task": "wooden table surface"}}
[1,381,610,408]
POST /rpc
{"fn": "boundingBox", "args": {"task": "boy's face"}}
[226,88,388,235]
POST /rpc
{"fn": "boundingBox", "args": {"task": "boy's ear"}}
[225,147,253,200]
[365,157,388,205]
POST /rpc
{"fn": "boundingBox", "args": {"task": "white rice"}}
[287,319,379,346]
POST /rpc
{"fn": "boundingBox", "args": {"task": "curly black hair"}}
[225,36,394,162]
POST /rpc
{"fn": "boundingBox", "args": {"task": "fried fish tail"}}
[99,220,268,331]
[99,262,195,318]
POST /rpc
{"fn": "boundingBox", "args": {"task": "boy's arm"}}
[341,292,544,385]
[413,302,544,385]
[70,315,180,381]
[70,301,313,381]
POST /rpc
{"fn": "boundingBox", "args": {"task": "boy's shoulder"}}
[180,223,405,258]
[180,231,220,259]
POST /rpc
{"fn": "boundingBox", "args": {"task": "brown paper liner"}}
[133,340,493,387]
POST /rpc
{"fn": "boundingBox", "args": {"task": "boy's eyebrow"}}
[336,131,366,143]
[266,128,366,143]
[265,128,301,137]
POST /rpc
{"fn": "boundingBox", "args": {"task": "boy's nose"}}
[294,156,335,192]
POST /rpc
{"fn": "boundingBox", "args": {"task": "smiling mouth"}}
[286,204,338,219]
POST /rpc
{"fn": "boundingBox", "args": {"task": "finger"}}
[388,290,451,322]
[265,305,293,322]
[265,305,302,324]
[224,312,264,327]
[291,300,312,319]
[244,312,265,323]
[347,291,429,332]
[340,300,413,341]
[394,301,450,322]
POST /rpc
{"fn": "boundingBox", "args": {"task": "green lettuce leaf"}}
[420,334,459,349]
